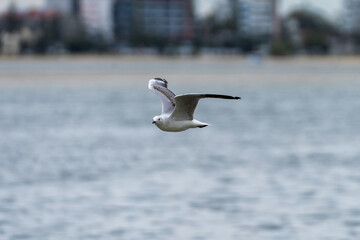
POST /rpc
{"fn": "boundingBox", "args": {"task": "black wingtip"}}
[203,94,241,100]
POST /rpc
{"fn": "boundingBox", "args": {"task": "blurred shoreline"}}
[1,54,360,85]
[1,53,360,62]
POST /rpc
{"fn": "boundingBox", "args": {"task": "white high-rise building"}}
[80,0,114,40]
[343,0,360,33]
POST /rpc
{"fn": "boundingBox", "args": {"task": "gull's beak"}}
[152,121,156,124]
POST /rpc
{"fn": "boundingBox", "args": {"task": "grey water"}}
[1,57,360,240]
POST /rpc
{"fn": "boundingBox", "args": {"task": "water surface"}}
[0,57,360,240]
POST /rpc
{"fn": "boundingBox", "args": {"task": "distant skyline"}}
[0,0,343,18]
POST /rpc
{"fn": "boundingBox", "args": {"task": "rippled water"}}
[1,57,360,240]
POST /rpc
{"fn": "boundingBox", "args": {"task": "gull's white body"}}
[153,116,208,132]
[148,78,240,132]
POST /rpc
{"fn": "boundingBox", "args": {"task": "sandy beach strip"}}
[0,55,359,85]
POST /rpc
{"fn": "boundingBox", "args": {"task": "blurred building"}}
[343,0,360,33]
[1,32,21,55]
[235,0,279,39]
[80,0,114,40]
[1,8,60,55]
[114,0,134,39]
[46,0,80,16]
[114,0,194,42]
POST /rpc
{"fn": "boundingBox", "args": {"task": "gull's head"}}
[148,77,168,89]
[152,116,163,125]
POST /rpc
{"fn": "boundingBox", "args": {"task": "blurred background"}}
[0,0,359,55]
[1,1,360,240]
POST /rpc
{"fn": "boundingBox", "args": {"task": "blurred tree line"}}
[282,9,338,55]
[0,3,110,54]
[198,1,339,55]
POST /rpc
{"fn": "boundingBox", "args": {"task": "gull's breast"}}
[157,120,195,132]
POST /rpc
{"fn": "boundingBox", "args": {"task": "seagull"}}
[148,78,240,132]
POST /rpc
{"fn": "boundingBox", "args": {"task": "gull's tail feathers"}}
[193,120,209,129]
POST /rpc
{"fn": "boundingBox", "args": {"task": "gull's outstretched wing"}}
[148,78,176,114]
[170,94,240,121]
